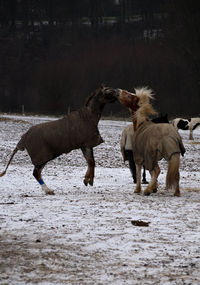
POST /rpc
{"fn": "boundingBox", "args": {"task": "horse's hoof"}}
[153,188,157,193]
[142,180,148,184]
[144,191,151,196]
[46,190,55,195]
[83,179,88,186]
[42,184,55,195]
[174,192,180,197]
[89,180,93,186]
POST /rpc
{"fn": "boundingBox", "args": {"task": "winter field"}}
[0,114,200,285]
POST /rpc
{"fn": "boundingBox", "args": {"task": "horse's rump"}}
[120,124,134,161]
[133,121,185,171]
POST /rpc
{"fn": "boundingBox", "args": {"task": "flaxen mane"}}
[134,87,157,127]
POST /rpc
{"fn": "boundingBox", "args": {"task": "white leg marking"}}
[41,184,55,195]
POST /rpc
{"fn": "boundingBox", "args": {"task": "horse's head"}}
[85,85,119,107]
[117,87,157,128]
[100,85,119,103]
[117,89,139,112]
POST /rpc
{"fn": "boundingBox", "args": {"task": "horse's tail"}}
[120,130,126,162]
[0,134,26,177]
[166,153,180,190]
[192,122,200,131]
[0,147,19,177]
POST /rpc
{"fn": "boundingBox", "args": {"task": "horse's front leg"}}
[81,147,95,186]
[189,129,194,140]
[144,163,160,196]
[134,164,142,194]
[142,166,148,184]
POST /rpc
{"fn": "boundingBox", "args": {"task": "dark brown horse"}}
[0,85,119,194]
[117,87,185,196]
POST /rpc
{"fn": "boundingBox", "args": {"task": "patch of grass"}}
[0,117,30,124]
[188,141,200,145]
[184,187,200,192]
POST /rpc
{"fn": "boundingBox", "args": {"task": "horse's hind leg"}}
[81,147,95,186]
[144,163,160,196]
[174,179,180,197]
[33,164,54,195]
[134,164,142,194]
[189,128,194,140]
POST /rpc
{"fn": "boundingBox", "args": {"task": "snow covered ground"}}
[0,114,200,285]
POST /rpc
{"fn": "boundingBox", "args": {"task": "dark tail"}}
[0,147,18,177]
[192,122,200,130]
[179,140,186,156]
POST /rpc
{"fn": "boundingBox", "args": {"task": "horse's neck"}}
[131,111,138,131]
[131,111,146,131]
[87,100,104,124]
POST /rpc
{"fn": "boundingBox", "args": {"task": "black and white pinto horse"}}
[172,117,200,140]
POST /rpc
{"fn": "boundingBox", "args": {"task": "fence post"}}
[22,105,25,115]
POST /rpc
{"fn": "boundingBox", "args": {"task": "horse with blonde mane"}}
[117,87,185,196]
[120,114,169,184]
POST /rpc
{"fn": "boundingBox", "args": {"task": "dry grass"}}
[0,117,30,124]
[189,141,200,145]
[184,187,200,192]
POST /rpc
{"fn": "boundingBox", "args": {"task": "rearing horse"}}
[117,87,185,196]
[0,85,119,195]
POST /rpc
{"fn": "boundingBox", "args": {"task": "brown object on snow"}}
[131,220,150,227]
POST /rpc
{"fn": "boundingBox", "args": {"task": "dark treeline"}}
[0,0,200,117]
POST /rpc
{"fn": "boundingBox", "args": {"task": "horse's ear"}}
[100,83,105,89]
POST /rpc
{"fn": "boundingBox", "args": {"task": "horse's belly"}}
[133,133,162,171]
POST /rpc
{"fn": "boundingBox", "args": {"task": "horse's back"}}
[133,122,185,170]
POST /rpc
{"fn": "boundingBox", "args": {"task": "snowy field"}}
[0,114,200,285]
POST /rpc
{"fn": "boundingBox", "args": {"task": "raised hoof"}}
[153,188,157,193]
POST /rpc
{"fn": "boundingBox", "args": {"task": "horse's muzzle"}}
[115,88,122,97]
